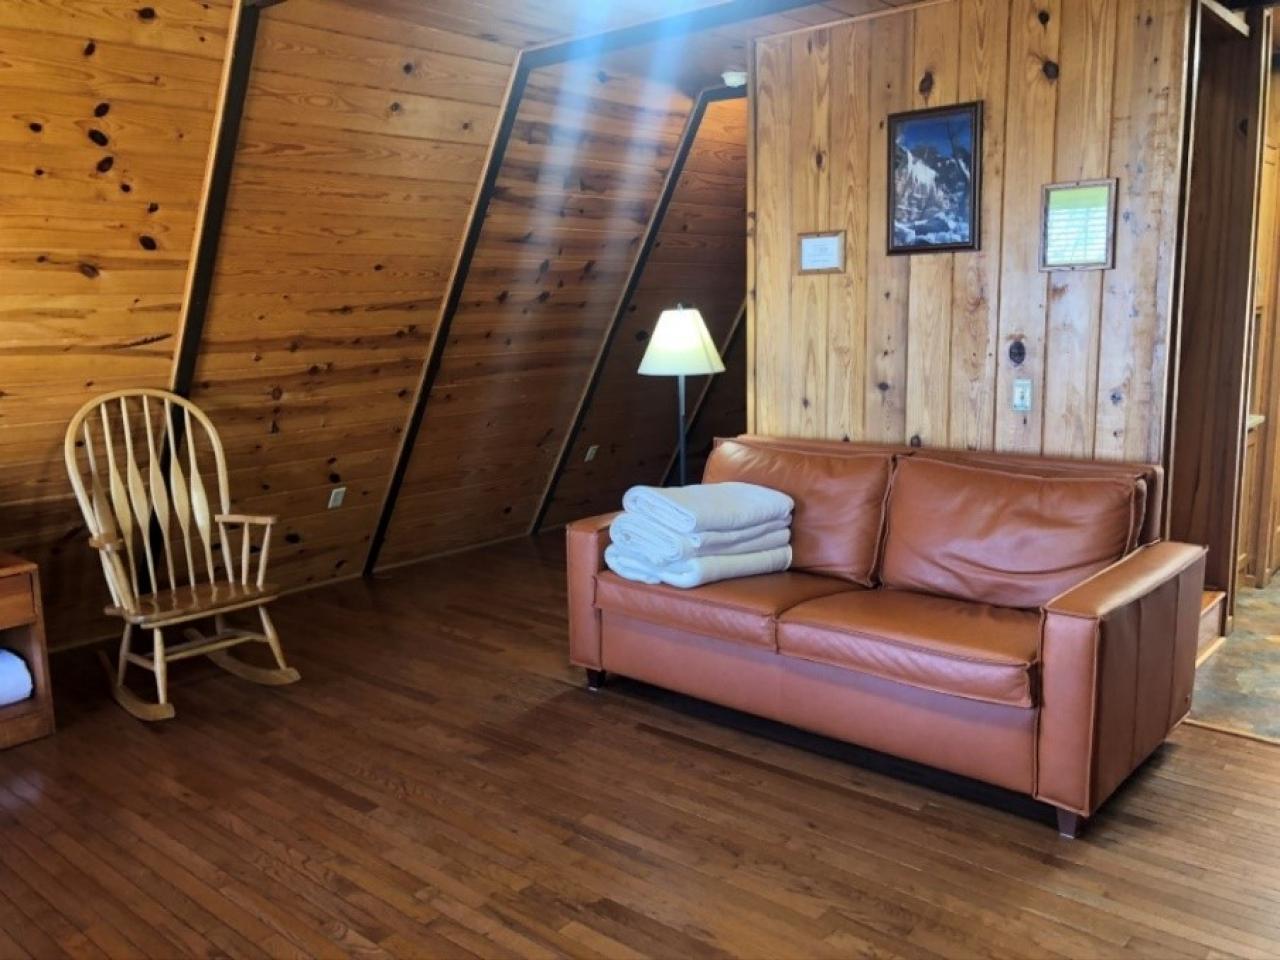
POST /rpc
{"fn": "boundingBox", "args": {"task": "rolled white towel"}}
[610,512,790,566]
[659,546,793,589]
[621,482,793,534]
[0,649,33,707]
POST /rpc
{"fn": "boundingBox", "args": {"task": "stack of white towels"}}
[605,481,795,588]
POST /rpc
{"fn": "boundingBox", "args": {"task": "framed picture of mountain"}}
[887,101,982,255]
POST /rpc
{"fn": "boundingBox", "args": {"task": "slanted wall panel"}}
[376,60,694,566]
[0,0,234,647]
[542,95,749,526]
[188,0,517,591]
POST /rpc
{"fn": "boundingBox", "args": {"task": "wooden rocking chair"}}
[65,388,299,721]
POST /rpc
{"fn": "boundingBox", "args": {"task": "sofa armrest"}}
[566,512,619,669]
[1036,541,1206,816]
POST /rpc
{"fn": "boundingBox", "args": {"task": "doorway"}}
[1173,2,1279,742]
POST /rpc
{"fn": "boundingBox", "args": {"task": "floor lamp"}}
[638,305,725,486]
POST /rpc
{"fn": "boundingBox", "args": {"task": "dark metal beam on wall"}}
[530,85,746,534]
[148,0,269,592]
[363,0,804,574]
[362,57,532,576]
[170,0,266,396]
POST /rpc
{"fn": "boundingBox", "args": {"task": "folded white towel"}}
[605,543,792,588]
[604,544,662,584]
[0,649,33,707]
[621,482,793,534]
[610,512,790,566]
[659,546,793,588]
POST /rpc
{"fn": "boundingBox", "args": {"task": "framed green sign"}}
[1040,178,1118,271]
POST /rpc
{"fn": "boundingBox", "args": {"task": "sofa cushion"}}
[914,448,1152,550]
[778,589,1040,708]
[881,457,1138,608]
[703,439,892,586]
[595,570,853,650]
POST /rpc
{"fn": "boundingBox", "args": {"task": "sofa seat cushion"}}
[778,589,1040,707]
[703,438,893,586]
[881,457,1138,609]
[595,571,853,650]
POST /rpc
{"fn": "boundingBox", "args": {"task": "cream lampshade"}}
[638,305,724,486]
[638,306,725,377]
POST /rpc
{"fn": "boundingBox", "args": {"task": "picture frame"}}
[1039,178,1118,272]
[797,231,846,274]
[887,101,982,255]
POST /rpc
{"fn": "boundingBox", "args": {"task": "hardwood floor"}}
[3,535,1280,959]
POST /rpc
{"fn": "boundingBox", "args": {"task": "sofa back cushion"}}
[913,449,1151,550]
[881,457,1138,608]
[703,439,892,586]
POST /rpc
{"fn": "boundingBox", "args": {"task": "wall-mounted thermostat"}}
[1012,378,1033,414]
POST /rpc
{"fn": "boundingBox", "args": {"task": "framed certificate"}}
[798,231,845,274]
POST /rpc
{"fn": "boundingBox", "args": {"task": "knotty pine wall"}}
[375,59,696,566]
[5,0,839,647]
[0,0,234,647]
[542,95,749,527]
[188,0,515,590]
[751,0,1191,463]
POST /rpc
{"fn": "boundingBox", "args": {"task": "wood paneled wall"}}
[189,0,516,591]
[541,95,749,527]
[8,0,927,647]
[685,313,750,481]
[374,59,694,566]
[0,0,234,646]
[751,0,1191,463]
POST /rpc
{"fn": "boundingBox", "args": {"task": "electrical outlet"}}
[327,486,346,509]
[584,444,599,463]
[1012,378,1034,414]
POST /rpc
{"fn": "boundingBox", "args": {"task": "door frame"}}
[1166,2,1271,628]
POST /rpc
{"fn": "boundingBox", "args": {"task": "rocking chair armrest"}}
[215,514,276,587]
[216,513,278,527]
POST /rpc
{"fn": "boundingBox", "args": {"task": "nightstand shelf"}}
[0,554,54,750]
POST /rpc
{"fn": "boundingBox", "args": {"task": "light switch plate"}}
[1012,378,1033,413]
[327,486,346,509]
[584,444,599,463]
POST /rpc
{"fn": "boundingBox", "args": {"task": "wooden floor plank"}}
[0,534,1277,959]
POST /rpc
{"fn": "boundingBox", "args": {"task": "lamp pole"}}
[637,303,723,489]
[677,373,687,486]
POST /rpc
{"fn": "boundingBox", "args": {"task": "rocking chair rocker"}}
[65,389,299,721]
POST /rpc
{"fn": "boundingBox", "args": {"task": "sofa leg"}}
[585,669,607,692]
[1056,809,1084,839]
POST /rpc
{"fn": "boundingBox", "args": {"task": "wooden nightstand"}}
[0,554,54,749]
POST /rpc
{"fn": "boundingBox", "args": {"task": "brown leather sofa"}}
[567,436,1207,837]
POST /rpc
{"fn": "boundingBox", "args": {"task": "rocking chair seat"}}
[110,581,280,628]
